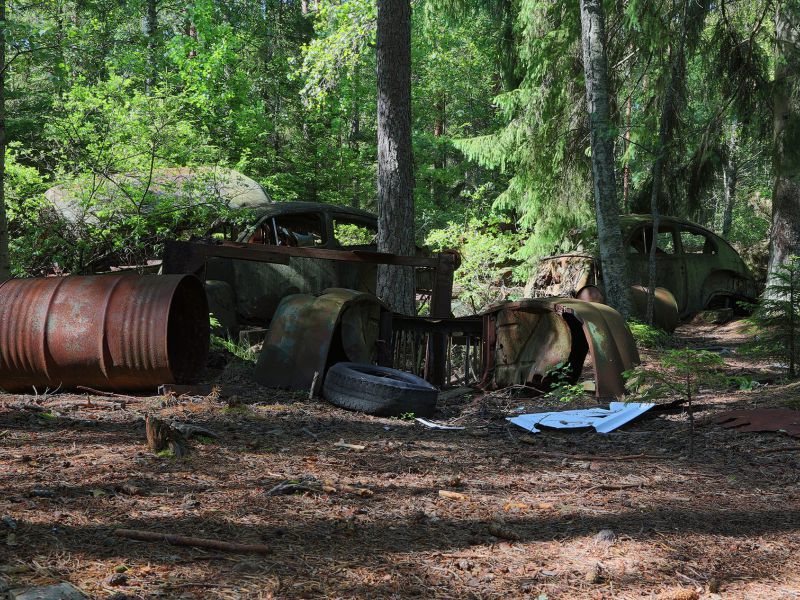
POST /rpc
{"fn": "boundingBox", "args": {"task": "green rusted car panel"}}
[526,215,756,320]
[482,297,639,399]
[253,288,386,395]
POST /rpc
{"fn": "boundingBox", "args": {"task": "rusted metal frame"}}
[480,313,497,389]
[164,239,444,270]
[425,252,457,387]
[388,314,482,388]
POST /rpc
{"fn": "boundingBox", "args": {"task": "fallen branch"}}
[585,483,644,493]
[76,386,140,402]
[114,529,270,554]
[7,402,47,412]
[527,451,672,462]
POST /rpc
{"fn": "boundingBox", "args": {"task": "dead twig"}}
[76,386,140,401]
[114,529,271,554]
[585,483,644,493]
[527,451,672,461]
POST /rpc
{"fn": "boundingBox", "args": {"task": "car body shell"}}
[526,215,757,318]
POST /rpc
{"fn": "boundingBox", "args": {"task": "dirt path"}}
[1,321,799,599]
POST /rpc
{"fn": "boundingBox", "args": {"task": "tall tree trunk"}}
[623,94,632,212]
[145,0,158,91]
[0,0,8,282]
[579,0,632,318]
[349,87,361,209]
[767,2,800,294]
[498,0,521,91]
[645,0,705,323]
[432,96,446,205]
[376,0,415,315]
[721,120,738,238]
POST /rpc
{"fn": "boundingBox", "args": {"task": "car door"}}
[625,224,688,314]
[678,225,718,313]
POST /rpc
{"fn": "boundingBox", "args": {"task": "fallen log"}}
[114,529,271,554]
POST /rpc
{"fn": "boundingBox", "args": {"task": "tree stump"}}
[146,415,187,457]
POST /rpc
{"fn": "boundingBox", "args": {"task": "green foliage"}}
[426,215,526,313]
[743,256,800,377]
[627,319,670,349]
[625,348,727,456]
[211,335,258,364]
[544,363,585,403]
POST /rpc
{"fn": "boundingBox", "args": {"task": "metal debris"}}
[481,297,640,399]
[507,402,655,434]
[254,288,387,395]
[0,274,209,393]
[714,408,800,438]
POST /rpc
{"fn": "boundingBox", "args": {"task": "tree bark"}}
[376,0,415,315]
[432,95,446,205]
[579,0,632,318]
[0,0,8,282]
[349,88,361,209]
[721,121,738,238]
[767,2,800,294]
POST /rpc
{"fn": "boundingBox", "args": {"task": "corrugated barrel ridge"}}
[0,278,61,387]
[0,274,208,392]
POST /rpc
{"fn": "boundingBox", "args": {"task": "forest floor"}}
[2,320,800,599]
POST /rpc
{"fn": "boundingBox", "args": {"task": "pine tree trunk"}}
[579,0,631,319]
[721,122,738,238]
[376,0,415,315]
[432,96,446,205]
[350,100,361,209]
[767,3,800,294]
[0,0,8,283]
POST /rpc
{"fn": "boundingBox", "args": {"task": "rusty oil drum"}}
[0,274,209,392]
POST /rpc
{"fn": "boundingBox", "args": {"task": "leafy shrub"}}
[627,319,670,349]
[425,215,526,313]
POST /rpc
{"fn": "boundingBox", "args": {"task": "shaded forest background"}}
[0,0,778,305]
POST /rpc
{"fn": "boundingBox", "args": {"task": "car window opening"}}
[681,229,717,255]
[333,219,378,248]
[629,226,676,255]
[249,213,326,247]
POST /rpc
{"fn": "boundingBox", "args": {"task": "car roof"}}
[621,214,714,235]
[248,201,376,223]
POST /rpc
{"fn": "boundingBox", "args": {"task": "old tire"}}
[322,362,438,418]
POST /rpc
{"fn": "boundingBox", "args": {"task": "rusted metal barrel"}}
[0,274,209,393]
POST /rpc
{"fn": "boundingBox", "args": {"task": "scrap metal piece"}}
[0,274,209,393]
[508,402,655,434]
[714,409,800,438]
[254,288,386,395]
[630,285,680,332]
[481,297,639,399]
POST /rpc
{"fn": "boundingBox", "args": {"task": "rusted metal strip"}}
[164,240,445,270]
[0,274,209,393]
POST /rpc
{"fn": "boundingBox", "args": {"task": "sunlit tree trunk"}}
[376,0,415,315]
[0,0,8,282]
[721,121,738,238]
[579,0,632,318]
[767,2,800,294]
[432,95,446,205]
